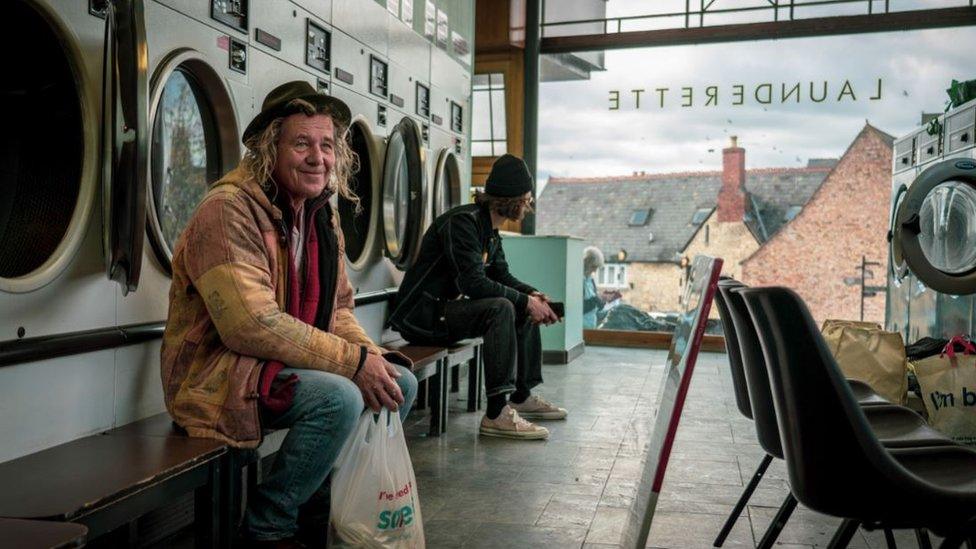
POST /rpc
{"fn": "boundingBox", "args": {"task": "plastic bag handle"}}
[941,335,976,362]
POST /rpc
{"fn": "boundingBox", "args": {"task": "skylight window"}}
[691,208,711,225]
[784,205,802,221]
[628,208,652,226]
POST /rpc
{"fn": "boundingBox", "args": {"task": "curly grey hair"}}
[583,246,605,276]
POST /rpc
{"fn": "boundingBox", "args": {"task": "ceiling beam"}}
[540,6,976,54]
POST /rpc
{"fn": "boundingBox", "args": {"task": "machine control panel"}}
[211,0,248,33]
[431,114,443,126]
[305,20,330,75]
[416,83,430,118]
[422,123,429,144]
[390,94,404,108]
[377,105,387,127]
[334,68,354,85]
[317,79,329,93]
[450,101,463,133]
[893,136,915,172]
[255,28,281,51]
[454,137,462,154]
[229,37,247,74]
[369,56,388,99]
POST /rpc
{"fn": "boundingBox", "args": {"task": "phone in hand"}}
[549,301,565,319]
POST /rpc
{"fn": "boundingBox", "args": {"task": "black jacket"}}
[388,203,535,340]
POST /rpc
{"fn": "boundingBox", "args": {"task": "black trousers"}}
[401,297,543,398]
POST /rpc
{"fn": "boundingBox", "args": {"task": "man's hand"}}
[526,294,559,325]
[530,290,550,302]
[354,353,405,412]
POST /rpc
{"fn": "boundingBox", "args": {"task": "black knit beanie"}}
[485,154,534,197]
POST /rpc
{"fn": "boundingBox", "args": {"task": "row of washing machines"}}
[0,0,472,458]
[2,0,471,337]
[886,97,976,342]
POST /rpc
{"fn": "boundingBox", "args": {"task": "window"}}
[597,264,628,289]
[784,205,803,221]
[628,208,652,226]
[691,208,712,225]
[472,72,506,156]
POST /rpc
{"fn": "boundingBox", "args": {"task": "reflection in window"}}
[784,205,802,221]
[691,208,711,225]
[152,69,215,253]
[629,208,652,226]
[597,263,628,289]
[472,73,507,156]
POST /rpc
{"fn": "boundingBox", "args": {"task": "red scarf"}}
[257,217,321,414]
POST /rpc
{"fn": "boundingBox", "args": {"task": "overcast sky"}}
[537,6,975,190]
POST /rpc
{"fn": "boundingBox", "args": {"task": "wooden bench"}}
[0,425,225,547]
[383,340,449,436]
[0,517,88,549]
[445,338,485,412]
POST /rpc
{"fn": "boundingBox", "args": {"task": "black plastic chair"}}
[715,281,952,548]
[738,286,976,548]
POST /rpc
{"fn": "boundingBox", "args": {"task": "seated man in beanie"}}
[161,81,417,548]
[389,154,566,440]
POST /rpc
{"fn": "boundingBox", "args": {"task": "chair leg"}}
[756,493,797,549]
[827,519,860,549]
[883,528,897,549]
[915,529,933,549]
[428,361,448,436]
[713,454,773,547]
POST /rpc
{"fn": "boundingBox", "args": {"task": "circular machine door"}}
[888,186,909,284]
[381,117,425,270]
[432,149,462,218]
[895,158,976,295]
[338,117,383,270]
[0,3,103,293]
[146,51,240,273]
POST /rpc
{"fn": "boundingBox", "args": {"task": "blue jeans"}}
[244,365,418,540]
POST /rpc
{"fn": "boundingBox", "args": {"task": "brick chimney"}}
[717,135,746,222]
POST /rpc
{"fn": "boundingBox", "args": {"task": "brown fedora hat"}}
[242,80,352,144]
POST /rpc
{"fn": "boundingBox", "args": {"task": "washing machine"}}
[0,1,120,337]
[430,45,472,207]
[893,99,976,340]
[117,0,250,333]
[885,130,918,340]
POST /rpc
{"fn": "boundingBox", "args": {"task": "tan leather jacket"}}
[161,165,389,448]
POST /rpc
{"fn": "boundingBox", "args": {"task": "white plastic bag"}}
[330,409,425,548]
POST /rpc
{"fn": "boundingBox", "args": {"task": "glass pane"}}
[152,68,212,253]
[919,181,976,274]
[471,141,492,156]
[493,140,508,156]
[472,90,491,141]
[490,72,505,89]
[491,90,506,140]
[473,73,490,89]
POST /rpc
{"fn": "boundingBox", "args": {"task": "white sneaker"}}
[479,405,549,440]
[509,395,568,420]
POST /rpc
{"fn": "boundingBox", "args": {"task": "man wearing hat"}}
[160,81,417,548]
[389,154,567,440]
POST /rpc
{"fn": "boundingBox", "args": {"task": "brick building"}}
[537,137,838,315]
[741,123,894,324]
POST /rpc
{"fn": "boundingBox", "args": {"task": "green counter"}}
[501,234,585,364]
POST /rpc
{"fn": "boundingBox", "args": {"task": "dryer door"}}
[339,118,383,270]
[146,52,240,273]
[433,149,461,218]
[889,185,909,284]
[381,117,424,269]
[103,0,148,293]
[896,158,976,294]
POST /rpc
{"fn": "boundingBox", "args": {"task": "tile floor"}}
[403,346,931,548]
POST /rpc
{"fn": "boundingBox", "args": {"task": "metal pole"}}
[860,255,867,321]
[523,0,541,235]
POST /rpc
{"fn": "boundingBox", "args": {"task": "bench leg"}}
[450,364,460,393]
[429,360,449,436]
[195,459,222,549]
[416,378,428,411]
[467,346,484,412]
[220,452,246,549]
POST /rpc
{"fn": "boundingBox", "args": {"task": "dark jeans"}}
[401,297,543,398]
